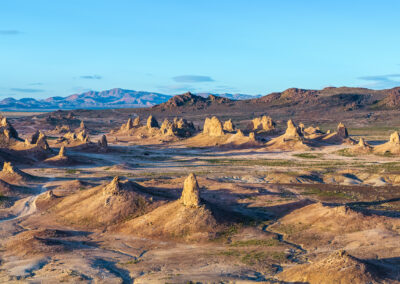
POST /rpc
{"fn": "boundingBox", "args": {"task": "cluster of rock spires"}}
[160,117,196,137]
[114,115,196,139]
[251,115,275,132]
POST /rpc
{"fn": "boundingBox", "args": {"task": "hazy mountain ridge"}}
[0,88,258,110]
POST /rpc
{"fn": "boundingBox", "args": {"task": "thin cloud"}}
[357,74,400,89]
[157,84,197,94]
[79,75,102,80]
[10,88,44,93]
[172,75,214,83]
[0,30,22,35]
[28,82,43,86]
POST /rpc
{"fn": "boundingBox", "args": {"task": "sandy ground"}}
[0,130,400,283]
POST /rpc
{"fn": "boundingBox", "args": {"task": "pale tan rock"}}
[223,119,235,132]
[133,116,140,127]
[249,132,255,141]
[58,145,66,157]
[389,131,400,144]
[2,162,15,174]
[284,120,303,140]
[203,116,224,137]
[180,173,200,207]
[252,115,275,131]
[147,115,159,129]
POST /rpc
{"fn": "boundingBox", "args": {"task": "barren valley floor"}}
[0,112,399,283]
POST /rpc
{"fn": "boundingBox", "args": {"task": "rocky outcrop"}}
[0,162,33,184]
[374,131,400,155]
[133,116,140,127]
[0,117,19,145]
[337,122,349,138]
[389,131,400,143]
[146,115,159,129]
[223,119,235,132]
[97,135,108,149]
[203,116,224,137]
[180,173,200,207]
[35,131,50,150]
[252,115,275,132]
[283,120,303,140]
[160,118,196,137]
[61,129,89,144]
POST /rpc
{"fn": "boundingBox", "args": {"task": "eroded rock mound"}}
[203,116,224,137]
[223,119,235,132]
[117,174,222,242]
[49,176,156,228]
[266,120,307,150]
[279,250,382,283]
[180,173,200,207]
[374,131,400,155]
[44,146,71,165]
[321,122,355,145]
[0,162,34,184]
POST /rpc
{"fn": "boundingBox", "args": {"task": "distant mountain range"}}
[0,88,259,111]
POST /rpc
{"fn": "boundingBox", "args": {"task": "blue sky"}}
[1,0,400,99]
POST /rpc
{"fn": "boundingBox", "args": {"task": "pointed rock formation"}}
[349,137,372,154]
[223,119,235,132]
[103,176,122,196]
[390,131,400,144]
[97,135,108,149]
[0,116,19,144]
[147,115,159,129]
[203,116,224,137]
[180,173,200,207]
[266,120,308,150]
[133,116,140,127]
[283,120,303,140]
[35,131,50,150]
[249,132,255,141]
[358,137,368,147]
[79,121,86,130]
[30,130,40,144]
[337,122,349,138]
[58,145,66,157]
[124,118,134,131]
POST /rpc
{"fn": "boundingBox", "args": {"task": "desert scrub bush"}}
[230,238,280,247]
[65,169,78,174]
[302,187,354,199]
[204,159,296,167]
[292,153,322,159]
[336,148,357,157]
